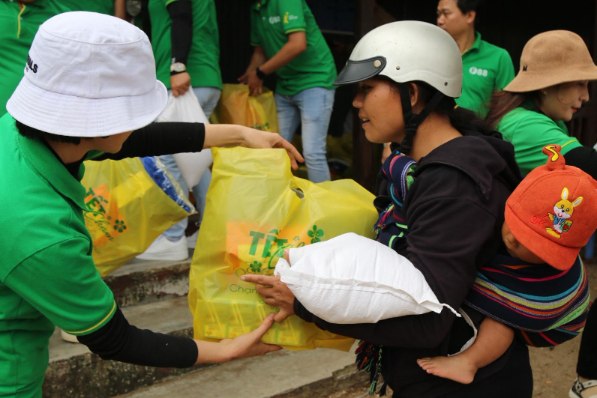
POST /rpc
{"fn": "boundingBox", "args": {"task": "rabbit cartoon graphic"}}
[546,187,583,238]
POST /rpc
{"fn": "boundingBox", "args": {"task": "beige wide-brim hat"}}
[505,30,597,93]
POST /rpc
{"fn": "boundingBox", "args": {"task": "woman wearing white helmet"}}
[244,21,532,397]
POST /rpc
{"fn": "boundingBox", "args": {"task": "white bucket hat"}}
[7,11,167,137]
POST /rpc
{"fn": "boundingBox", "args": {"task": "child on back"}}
[377,144,596,385]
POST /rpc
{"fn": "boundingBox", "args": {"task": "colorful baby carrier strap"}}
[374,151,416,250]
[465,253,590,347]
[357,151,417,396]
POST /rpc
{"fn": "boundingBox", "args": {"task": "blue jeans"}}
[162,86,221,241]
[275,87,334,183]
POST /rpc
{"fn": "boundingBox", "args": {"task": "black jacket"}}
[294,129,523,397]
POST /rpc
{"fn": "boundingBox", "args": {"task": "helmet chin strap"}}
[392,84,445,155]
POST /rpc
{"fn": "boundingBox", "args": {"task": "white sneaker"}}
[60,329,80,344]
[136,235,189,261]
[187,230,199,249]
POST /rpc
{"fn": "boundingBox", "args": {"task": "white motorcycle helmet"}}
[334,21,463,153]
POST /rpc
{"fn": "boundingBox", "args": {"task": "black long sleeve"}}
[94,122,205,161]
[167,0,193,66]
[563,146,597,180]
[77,306,197,368]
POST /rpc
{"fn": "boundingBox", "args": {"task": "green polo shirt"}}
[458,32,515,117]
[497,102,582,175]
[250,0,336,96]
[59,0,115,14]
[0,114,116,397]
[148,0,222,90]
[0,0,68,117]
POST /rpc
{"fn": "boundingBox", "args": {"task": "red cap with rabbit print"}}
[505,145,597,270]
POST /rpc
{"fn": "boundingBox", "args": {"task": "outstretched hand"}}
[240,127,304,170]
[241,273,296,322]
[218,313,282,361]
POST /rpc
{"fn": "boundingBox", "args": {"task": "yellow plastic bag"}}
[82,158,193,276]
[210,84,279,132]
[189,148,378,351]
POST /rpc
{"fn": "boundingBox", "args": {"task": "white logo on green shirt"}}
[469,66,488,77]
[269,16,281,24]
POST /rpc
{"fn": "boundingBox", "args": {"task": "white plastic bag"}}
[156,89,212,188]
[275,233,459,324]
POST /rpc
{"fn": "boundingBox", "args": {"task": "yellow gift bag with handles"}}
[189,148,378,351]
[82,158,194,276]
[210,84,279,132]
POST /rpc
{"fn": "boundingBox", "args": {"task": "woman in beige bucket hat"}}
[485,30,597,398]
[486,30,597,176]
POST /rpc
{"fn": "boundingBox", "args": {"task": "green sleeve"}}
[278,0,306,34]
[495,49,515,91]
[5,238,116,335]
[500,111,582,175]
[250,9,260,47]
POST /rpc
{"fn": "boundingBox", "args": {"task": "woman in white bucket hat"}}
[0,11,299,397]
[485,30,597,398]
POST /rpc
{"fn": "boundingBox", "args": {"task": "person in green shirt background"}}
[0,0,69,116]
[0,0,130,118]
[484,29,597,398]
[57,0,126,18]
[437,0,515,116]
[239,0,337,183]
[137,0,224,262]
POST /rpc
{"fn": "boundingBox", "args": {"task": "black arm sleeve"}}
[94,122,205,160]
[563,146,597,180]
[167,0,193,66]
[77,307,197,368]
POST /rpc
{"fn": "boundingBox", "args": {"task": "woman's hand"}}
[241,274,296,322]
[195,314,281,364]
[239,127,304,170]
[203,125,304,170]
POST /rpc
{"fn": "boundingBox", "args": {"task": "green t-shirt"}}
[458,32,515,117]
[149,0,222,90]
[250,0,337,96]
[497,103,582,175]
[0,114,116,397]
[59,0,115,14]
[0,0,68,116]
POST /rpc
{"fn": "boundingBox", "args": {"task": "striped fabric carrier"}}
[358,150,417,395]
[374,151,417,249]
[464,253,590,347]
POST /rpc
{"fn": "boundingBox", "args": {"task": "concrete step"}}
[43,294,369,398]
[43,296,203,398]
[114,344,368,398]
[103,256,192,308]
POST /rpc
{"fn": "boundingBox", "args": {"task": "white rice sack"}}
[157,89,212,188]
[274,233,458,324]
